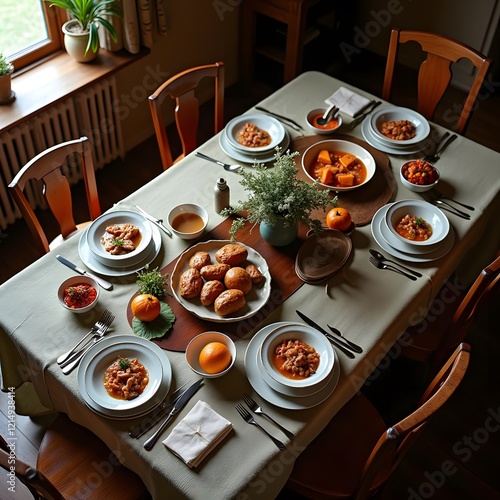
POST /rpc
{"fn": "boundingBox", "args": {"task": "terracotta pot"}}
[259,218,298,246]
[0,71,15,105]
[62,19,97,63]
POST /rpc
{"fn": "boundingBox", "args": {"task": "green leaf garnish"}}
[112,237,124,246]
[132,302,175,340]
[118,358,130,369]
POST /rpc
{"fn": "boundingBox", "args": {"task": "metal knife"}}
[56,255,113,291]
[134,205,173,237]
[143,378,204,451]
[347,100,382,130]
[254,106,305,131]
[296,310,355,359]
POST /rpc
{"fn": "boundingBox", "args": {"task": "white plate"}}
[362,116,428,155]
[219,129,290,164]
[244,322,340,410]
[171,240,271,323]
[371,204,455,263]
[225,114,285,153]
[78,223,162,277]
[84,341,163,411]
[77,335,172,419]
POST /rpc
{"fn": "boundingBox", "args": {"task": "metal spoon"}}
[369,256,418,281]
[369,249,422,278]
[326,325,363,353]
[316,103,338,125]
[195,152,241,172]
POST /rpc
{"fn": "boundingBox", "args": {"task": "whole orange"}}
[131,294,161,322]
[326,207,352,231]
[199,341,232,374]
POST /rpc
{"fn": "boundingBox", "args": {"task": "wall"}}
[114,1,241,152]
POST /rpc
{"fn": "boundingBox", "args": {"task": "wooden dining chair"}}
[1,414,150,500]
[398,253,500,373]
[284,342,471,499]
[8,136,101,256]
[382,28,491,134]
[149,61,225,170]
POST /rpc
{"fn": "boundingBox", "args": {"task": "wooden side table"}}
[241,0,326,84]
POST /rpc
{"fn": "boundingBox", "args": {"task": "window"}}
[0,0,64,71]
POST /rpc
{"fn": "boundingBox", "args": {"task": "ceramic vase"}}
[0,72,15,105]
[62,20,97,63]
[259,219,298,246]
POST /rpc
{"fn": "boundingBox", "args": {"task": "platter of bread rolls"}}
[170,241,271,322]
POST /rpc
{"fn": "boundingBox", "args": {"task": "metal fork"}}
[57,309,113,365]
[242,394,294,439]
[423,134,457,164]
[421,193,471,219]
[326,326,363,354]
[61,313,115,374]
[369,256,417,281]
[235,404,285,450]
[430,188,475,212]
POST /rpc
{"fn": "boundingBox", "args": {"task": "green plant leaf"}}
[132,302,175,340]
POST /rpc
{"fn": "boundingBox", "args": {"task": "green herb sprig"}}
[136,265,170,299]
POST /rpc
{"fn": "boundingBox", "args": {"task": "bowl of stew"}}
[301,139,376,191]
[58,275,99,313]
[167,203,208,240]
[259,323,334,389]
[385,199,449,247]
[306,108,342,135]
[400,159,440,192]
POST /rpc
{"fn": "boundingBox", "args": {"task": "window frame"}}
[12,3,66,72]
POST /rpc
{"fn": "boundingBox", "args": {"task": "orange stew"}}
[272,339,320,379]
[311,114,339,130]
[395,214,433,241]
[402,160,438,185]
[237,122,271,148]
[103,357,149,400]
[63,283,97,309]
[311,149,367,188]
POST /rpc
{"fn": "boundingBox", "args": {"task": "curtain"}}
[100,0,168,54]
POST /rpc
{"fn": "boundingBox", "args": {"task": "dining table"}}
[1,70,499,500]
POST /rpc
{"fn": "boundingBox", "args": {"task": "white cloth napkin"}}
[325,87,372,117]
[163,400,233,468]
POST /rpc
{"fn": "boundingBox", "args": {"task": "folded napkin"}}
[325,87,372,117]
[163,400,233,468]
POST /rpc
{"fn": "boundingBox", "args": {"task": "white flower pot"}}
[0,71,15,105]
[62,20,97,63]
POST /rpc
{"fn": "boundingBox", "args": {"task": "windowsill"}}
[0,48,149,134]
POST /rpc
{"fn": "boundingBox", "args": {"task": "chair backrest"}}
[0,434,64,500]
[8,136,101,255]
[382,28,491,134]
[354,342,471,499]
[149,62,225,170]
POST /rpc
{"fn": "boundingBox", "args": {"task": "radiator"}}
[0,76,124,230]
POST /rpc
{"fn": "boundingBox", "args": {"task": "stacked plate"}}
[371,200,455,263]
[77,335,172,419]
[78,210,162,277]
[362,106,431,155]
[295,230,352,283]
[220,114,290,163]
[244,322,340,410]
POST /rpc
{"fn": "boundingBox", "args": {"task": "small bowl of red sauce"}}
[306,108,343,135]
[58,275,99,314]
[400,159,440,193]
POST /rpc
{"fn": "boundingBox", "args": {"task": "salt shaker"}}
[214,178,230,213]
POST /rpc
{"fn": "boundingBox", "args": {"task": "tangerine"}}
[326,207,352,231]
[199,341,232,374]
[131,293,161,322]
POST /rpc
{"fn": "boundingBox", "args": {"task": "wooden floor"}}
[1,50,499,499]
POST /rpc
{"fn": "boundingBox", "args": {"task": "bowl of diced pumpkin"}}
[301,139,376,191]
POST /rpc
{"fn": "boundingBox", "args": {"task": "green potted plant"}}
[0,53,15,105]
[221,148,334,246]
[44,0,120,62]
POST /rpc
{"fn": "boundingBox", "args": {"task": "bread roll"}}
[245,263,263,283]
[200,263,230,281]
[179,268,203,298]
[215,243,248,266]
[214,289,246,316]
[224,267,252,294]
[200,280,225,306]
[189,251,211,270]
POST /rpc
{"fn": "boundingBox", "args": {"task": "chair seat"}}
[48,221,92,251]
[37,415,149,500]
[287,393,388,499]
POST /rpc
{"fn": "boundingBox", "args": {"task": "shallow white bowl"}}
[306,108,342,135]
[260,324,334,389]
[225,114,285,154]
[167,203,208,240]
[301,139,376,192]
[400,160,440,193]
[369,106,430,146]
[86,210,153,267]
[185,332,236,378]
[385,199,449,247]
[58,275,99,314]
